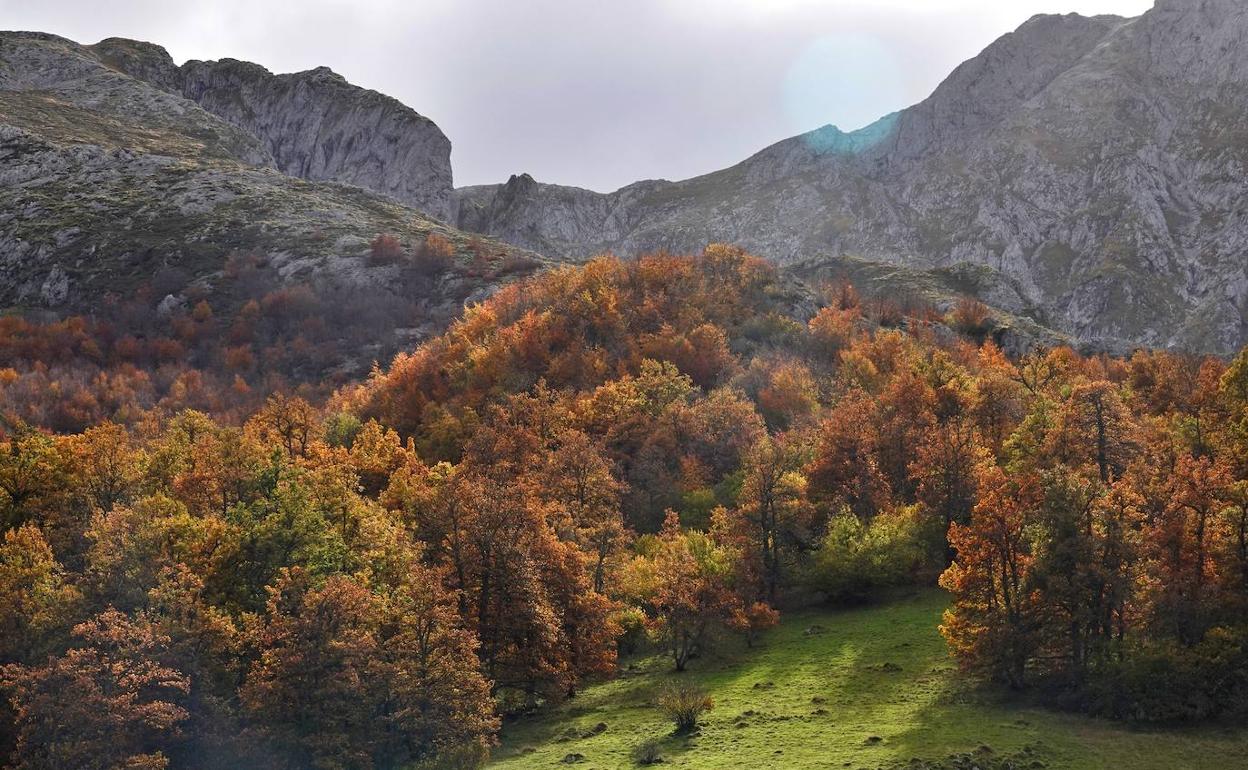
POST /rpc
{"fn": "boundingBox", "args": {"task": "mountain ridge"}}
[0,29,543,379]
[89,35,454,219]
[451,0,1248,354]
[4,0,1248,355]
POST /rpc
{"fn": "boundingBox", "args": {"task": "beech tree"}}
[541,429,627,593]
[909,415,987,562]
[941,464,1041,689]
[1028,469,1107,682]
[1137,453,1234,644]
[641,512,753,671]
[733,435,814,602]
[968,343,1024,453]
[0,426,67,534]
[1050,381,1137,483]
[391,414,616,709]
[65,421,144,514]
[0,525,80,664]
[85,494,227,611]
[875,369,937,500]
[1,609,190,770]
[242,567,496,770]
[807,390,890,521]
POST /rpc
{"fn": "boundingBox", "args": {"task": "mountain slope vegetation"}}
[3,2,1248,767]
[2,250,1247,769]
[0,31,548,423]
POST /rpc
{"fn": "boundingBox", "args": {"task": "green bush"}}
[1082,627,1248,722]
[323,411,362,448]
[614,605,649,656]
[805,508,924,604]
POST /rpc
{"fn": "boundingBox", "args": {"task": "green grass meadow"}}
[487,591,1248,769]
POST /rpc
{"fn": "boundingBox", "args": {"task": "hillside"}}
[0,31,547,401]
[488,592,1248,769]
[2,248,1248,770]
[0,31,535,303]
[453,0,1248,354]
[3,2,1248,769]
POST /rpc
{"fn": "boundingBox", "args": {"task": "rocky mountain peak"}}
[73,36,456,219]
[446,0,1248,354]
[888,12,1122,160]
[303,65,346,81]
[504,173,539,193]
[178,56,453,219]
[89,36,181,90]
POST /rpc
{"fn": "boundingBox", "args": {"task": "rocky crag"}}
[0,31,533,336]
[453,0,1248,354]
[91,36,453,218]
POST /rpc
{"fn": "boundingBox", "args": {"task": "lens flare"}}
[782,34,908,138]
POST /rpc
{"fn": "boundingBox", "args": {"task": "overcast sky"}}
[3,0,1153,191]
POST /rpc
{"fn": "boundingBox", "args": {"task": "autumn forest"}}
[3,246,1248,769]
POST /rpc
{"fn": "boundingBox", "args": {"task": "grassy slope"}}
[487,591,1248,769]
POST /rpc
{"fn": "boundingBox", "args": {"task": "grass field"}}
[486,591,1248,769]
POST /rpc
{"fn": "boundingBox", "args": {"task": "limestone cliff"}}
[88,36,454,219]
[0,31,537,348]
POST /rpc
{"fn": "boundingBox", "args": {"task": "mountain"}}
[452,0,1248,354]
[2,32,454,215]
[0,31,539,340]
[95,37,454,219]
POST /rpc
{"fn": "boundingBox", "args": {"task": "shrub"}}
[949,296,994,340]
[223,344,256,372]
[369,233,404,265]
[465,236,490,275]
[1082,628,1248,722]
[260,285,318,323]
[191,300,214,323]
[633,738,663,765]
[411,233,455,275]
[729,601,780,648]
[223,251,263,280]
[805,507,924,604]
[614,605,649,656]
[323,411,363,449]
[808,305,858,361]
[870,298,904,328]
[496,253,542,277]
[825,280,860,311]
[656,682,713,734]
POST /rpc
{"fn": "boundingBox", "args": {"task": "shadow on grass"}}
[489,589,1248,769]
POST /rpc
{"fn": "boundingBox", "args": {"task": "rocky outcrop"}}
[453,0,1248,354]
[454,173,656,257]
[176,59,453,220]
[88,36,454,219]
[0,31,537,322]
[0,32,271,165]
